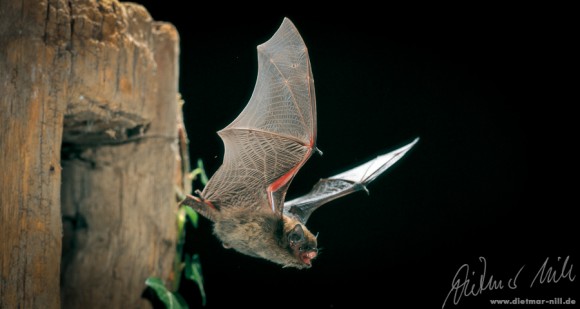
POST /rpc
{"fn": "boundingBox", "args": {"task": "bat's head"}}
[283,217,318,268]
[287,224,318,267]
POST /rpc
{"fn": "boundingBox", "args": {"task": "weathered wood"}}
[1,0,69,307]
[1,0,181,308]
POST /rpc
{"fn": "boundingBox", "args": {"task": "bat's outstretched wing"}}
[284,138,419,224]
[201,18,316,216]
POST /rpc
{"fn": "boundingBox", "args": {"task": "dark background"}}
[130,4,576,308]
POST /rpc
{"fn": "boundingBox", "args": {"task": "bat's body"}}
[182,18,417,269]
[213,209,317,267]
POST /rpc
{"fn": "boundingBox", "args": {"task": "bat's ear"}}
[288,224,305,247]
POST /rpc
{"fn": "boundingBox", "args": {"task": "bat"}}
[181,18,418,269]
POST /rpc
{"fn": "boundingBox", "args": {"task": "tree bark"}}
[1,0,181,308]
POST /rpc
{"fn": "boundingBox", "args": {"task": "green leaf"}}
[188,159,209,186]
[177,206,187,237]
[183,205,199,228]
[185,254,207,306]
[173,293,188,308]
[196,159,209,185]
[145,277,188,309]
[174,206,187,291]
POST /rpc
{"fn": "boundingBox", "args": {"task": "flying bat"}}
[181,18,418,269]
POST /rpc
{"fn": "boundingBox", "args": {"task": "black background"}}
[130,4,576,308]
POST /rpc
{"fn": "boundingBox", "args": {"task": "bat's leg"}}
[180,194,218,222]
[192,189,216,208]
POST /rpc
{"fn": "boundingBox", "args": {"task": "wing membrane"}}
[202,18,316,215]
[285,138,419,223]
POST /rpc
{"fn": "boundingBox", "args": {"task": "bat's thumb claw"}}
[362,185,370,195]
[315,147,323,156]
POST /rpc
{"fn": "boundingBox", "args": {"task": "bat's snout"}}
[299,248,318,266]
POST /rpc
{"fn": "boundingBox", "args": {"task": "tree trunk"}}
[1,0,182,308]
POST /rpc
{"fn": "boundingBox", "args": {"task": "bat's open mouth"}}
[300,250,318,266]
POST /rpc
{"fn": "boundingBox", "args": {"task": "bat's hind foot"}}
[194,189,204,199]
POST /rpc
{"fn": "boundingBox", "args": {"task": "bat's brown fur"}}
[213,208,317,268]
